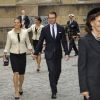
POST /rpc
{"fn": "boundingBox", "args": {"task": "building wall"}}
[0,5,38,27]
[38,4,100,25]
[16,0,100,5]
[62,0,100,4]
[0,0,99,27]
[16,0,37,4]
[15,5,38,17]
[0,0,16,6]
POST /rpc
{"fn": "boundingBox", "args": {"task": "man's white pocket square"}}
[59,32,62,33]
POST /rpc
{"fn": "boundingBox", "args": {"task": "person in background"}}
[33,12,69,99]
[4,17,33,99]
[18,9,30,29]
[66,14,80,56]
[27,16,44,72]
[78,7,100,100]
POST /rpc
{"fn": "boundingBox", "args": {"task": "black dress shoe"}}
[19,91,23,95]
[37,69,40,72]
[74,54,78,56]
[15,97,20,99]
[51,94,56,99]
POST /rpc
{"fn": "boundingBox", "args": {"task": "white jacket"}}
[27,24,44,40]
[4,28,32,54]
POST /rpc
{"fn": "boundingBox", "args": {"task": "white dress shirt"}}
[21,15,25,28]
[70,20,73,24]
[4,28,32,54]
[27,24,44,40]
[50,23,57,38]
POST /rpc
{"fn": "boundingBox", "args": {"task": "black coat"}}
[34,24,69,60]
[18,15,30,28]
[78,33,100,100]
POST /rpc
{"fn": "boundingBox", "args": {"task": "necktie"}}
[52,25,55,39]
[17,33,20,42]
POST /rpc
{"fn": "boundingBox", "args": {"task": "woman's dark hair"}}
[35,16,42,23]
[14,17,22,28]
[85,8,100,34]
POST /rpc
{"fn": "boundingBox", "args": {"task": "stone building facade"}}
[0,0,100,27]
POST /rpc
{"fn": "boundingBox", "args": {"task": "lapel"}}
[46,25,53,40]
[56,24,61,39]
[48,24,60,40]
[47,24,55,40]
[47,24,63,41]
[87,34,100,53]
[23,15,26,20]
[56,24,62,39]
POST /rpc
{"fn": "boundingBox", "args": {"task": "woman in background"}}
[4,17,33,99]
[27,16,44,72]
[78,7,100,100]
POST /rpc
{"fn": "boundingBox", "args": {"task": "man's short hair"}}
[48,11,57,17]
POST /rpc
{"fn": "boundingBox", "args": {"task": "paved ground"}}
[0,51,83,100]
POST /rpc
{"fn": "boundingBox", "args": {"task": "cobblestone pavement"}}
[0,53,83,100]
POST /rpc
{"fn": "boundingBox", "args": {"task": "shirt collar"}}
[92,32,100,41]
[50,23,57,27]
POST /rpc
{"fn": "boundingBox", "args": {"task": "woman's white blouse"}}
[27,24,44,40]
[4,28,32,54]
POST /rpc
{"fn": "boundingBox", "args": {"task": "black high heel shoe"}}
[15,97,20,99]
[19,91,23,95]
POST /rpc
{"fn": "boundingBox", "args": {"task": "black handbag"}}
[3,55,9,66]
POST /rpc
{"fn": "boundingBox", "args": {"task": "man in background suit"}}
[33,12,69,99]
[18,10,30,29]
[66,14,80,56]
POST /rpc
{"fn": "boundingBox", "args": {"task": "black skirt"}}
[33,40,39,50]
[33,40,43,52]
[10,53,26,75]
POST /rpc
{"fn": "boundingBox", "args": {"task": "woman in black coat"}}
[78,7,100,100]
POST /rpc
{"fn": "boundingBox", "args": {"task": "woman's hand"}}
[32,54,37,60]
[29,49,33,52]
[30,51,37,60]
[65,55,69,61]
[81,91,90,99]
[4,52,7,55]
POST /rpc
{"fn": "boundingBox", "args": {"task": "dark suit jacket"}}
[34,24,69,60]
[78,33,100,99]
[18,15,30,28]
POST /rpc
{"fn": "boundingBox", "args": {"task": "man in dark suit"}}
[18,10,30,29]
[66,14,80,56]
[33,12,69,99]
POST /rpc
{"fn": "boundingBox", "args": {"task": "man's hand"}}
[81,91,89,99]
[65,55,69,61]
[77,33,80,35]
